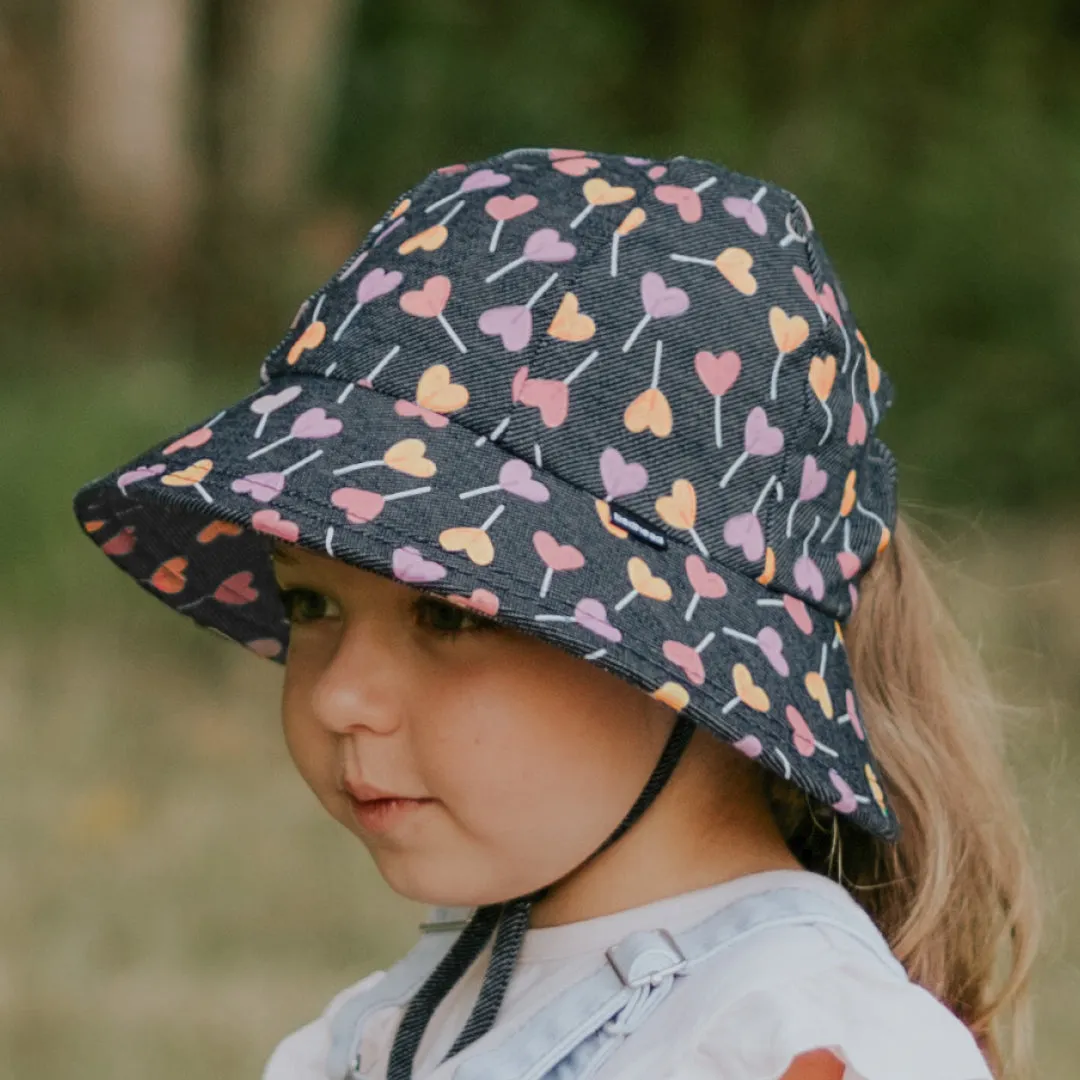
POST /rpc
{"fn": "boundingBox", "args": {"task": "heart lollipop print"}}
[532,529,586,598]
[250,385,303,439]
[722,474,778,563]
[117,463,166,494]
[102,525,137,557]
[247,407,342,460]
[485,193,539,252]
[287,296,327,365]
[784,705,838,760]
[333,268,404,343]
[669,246,757,296]
[624,341,673,437]
[438,503,506,566]
[486,228,577,284]
[162,458,214,503]
[232,448,324,503]
[569,176,636,229]
[652,175,717,223]
[149,555,188,594]
[837,688,865,741]
[572,598,621,642]
[721,663,770,714]
[251,508,300,543]
[458,458,550,503]
[547,291,595,342]
[331,482,433,525]
[793,515,826,601]
[662,631,716,686]
[550,150,600,176]
[721,622,790,677]
[392,545,447,584]
[718,406,784,489]
[794,264,852,373]
[655,478,708,557]
[447,588,501,617]
[820,468,858,544]
[332,438,437,480]
[683,554,727,622]
[398,199,465,255]
[722,184,768,235]
[176,570,261,614]
[425,167,511,214]
[477,271,560,353]
[695,349,741,448]
[785,454,829,537]
[163,406,228,455]
[622,271,690,353]
[400,275,468,354]
[808,353,837,444]
[395,364,470,427]
[599,447,648,500]
[613,556,672,612]
[836,518,861,580]
[768,306,811,400]
[610,206,646,277]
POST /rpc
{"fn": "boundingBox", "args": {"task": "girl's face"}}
[270,541,689,910]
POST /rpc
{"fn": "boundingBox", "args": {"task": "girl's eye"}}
[277,587,340,624]
[415,596,497,638]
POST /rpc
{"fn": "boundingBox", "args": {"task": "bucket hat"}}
[72,145,900,1074]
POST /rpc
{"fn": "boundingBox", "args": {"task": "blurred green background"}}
[2,1,1077,1076]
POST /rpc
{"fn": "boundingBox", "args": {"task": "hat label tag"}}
[608,503,669,551]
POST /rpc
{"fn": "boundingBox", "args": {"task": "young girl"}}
[72,146,1041,1080]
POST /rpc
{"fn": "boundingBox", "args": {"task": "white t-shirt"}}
[262,868,993,1080]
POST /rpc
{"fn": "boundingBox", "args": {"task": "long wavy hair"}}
[764,511,1045,1080]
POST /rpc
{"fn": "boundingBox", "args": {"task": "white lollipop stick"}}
[474,414,510,448]
[384,486,432,502]
[247,432,295,460]
[756,597,785,607]
[373,218,406,246]
[539,566,555,599]
[719,449,748,489]
[687,527,709,559]
[437,312,467,354]
[722,627,759,646]
[614,588,637,612]
[339,251,368,281]
[438,201,464,227]
[563,348,601,385]
[480,504,505,531]
[610,232,622,277]
[669,253,716,268]
[534,613,574,623]
[816,397,833,446]
[622,312,652,353]
[693,176,718,194]
[337,345,401,404]
[569,201,595,230]
[489,219,505,253]
[485,253,529,284]
[325,526,335,557]
[283,449,323,476]
[695,631,716,653]
[684,593,700,622]
[714,395,723,449]
[458,482,502,500]
[332,458,383,476]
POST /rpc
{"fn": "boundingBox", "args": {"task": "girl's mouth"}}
[348,794,435,833]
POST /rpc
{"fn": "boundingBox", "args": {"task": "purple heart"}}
[797,455,828,502]
[732,735,763,758]
[640,271,690,319]
[460,168,512,194]
[232,472,285,502]
[523,228,577,263]
[118,463,166,491]
[829,769,858,814]
[723,512,765,562]
[794,554,825,601]
[478,305,533,352]
[743,406,784,457]
[573,598,622,643]
[599,447,648,500]
[251,385,302,416]
[756,626,789,677]
[722,195,768,236]
[498,459,549,502]
[356,267,403,305]
[392,545,447,584]
[291,407,342,439]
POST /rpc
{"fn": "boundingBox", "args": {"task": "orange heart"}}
[197,520,243,544]
[628,556,672,601]
[714,247,757,296]
[595,499,629,539]
[383,438,436,477]
[840,469,857,516]
[769,306,810,354]
[439,526,494,566]
[804,670,834,719]
[547,292,595,342]
[287,320,326,365]
[83,519,106,534]
[162,459,213,487]
[733,663,770,712]
[624,387,672,437]
[755,546,776,585]
[390,198,411,219]
[416,364,469,414]
[808,354,836,402]
[655,479,697,530]
[399,225,447,254]
[865,764,887,815]
[867,353,881,394]
[151,556,188,594]
[653,681,690,712]
[876,525,891,555]
[616,207,646,236]
[583,177,635,206]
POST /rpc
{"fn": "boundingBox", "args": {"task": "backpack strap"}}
[451,884,908,1080]
[326,906,473,1080]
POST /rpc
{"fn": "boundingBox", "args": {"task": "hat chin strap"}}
[386,712,698,1080]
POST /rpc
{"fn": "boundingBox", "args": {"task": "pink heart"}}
[794,554,825,601]
[662,639,705,685]
[624,156,652,166]
[392,545,447,584]
[818,284,842,326]
[356,267,403,305]
[251,509,300,542]
[646,165,667,180]
[723,512,765,562]
[849,581,860,614]
[792,266,821,313]
[247,638,284,658]
[449,588,500,616]
[845,689,865,740]
[400,275,452,318]
[732,734,763,758]
[847,402,868,446]
[654,184,703,224]
[164,427,213,454]
[553,157,598,176]
[486,194,538,221]
[574,598,622,642]
[215,571,258,606]
[291,407,342,439]
[459,168,511,194]
[685,554,727,598]
[599,447,648,500]
[232,472,285,503]
[783,595,814,634]
[523,228,577,264]
[394,400,450,427]
[786,705,816,756]
[498,459,549,502]
[722,195,767,236]
[511,365,531,403]
[829,769,859,814]
[640,271,690,319]
[437,163,467,176]
[694,350,741,397]
[798,455,828,502]
[519,378,569,427]
[117,463,165,491]
[251,385,303,416]
[756,626,789,676]
[102,525,136,556]
[533,530,585,571]
[478,305,533,352]
[837,551,861,579]
[331,487,385,524]
[549,149,587,160]
[743,406,784,456]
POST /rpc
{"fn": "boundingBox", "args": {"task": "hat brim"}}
[73,371,899,842]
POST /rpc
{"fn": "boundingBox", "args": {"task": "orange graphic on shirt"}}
[779,1048,847,1080]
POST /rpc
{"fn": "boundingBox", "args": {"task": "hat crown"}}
[265,148,896,619]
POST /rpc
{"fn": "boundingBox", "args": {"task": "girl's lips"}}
[348,794,435,833]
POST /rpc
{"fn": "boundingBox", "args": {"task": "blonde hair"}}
[765,512,1044,1080]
